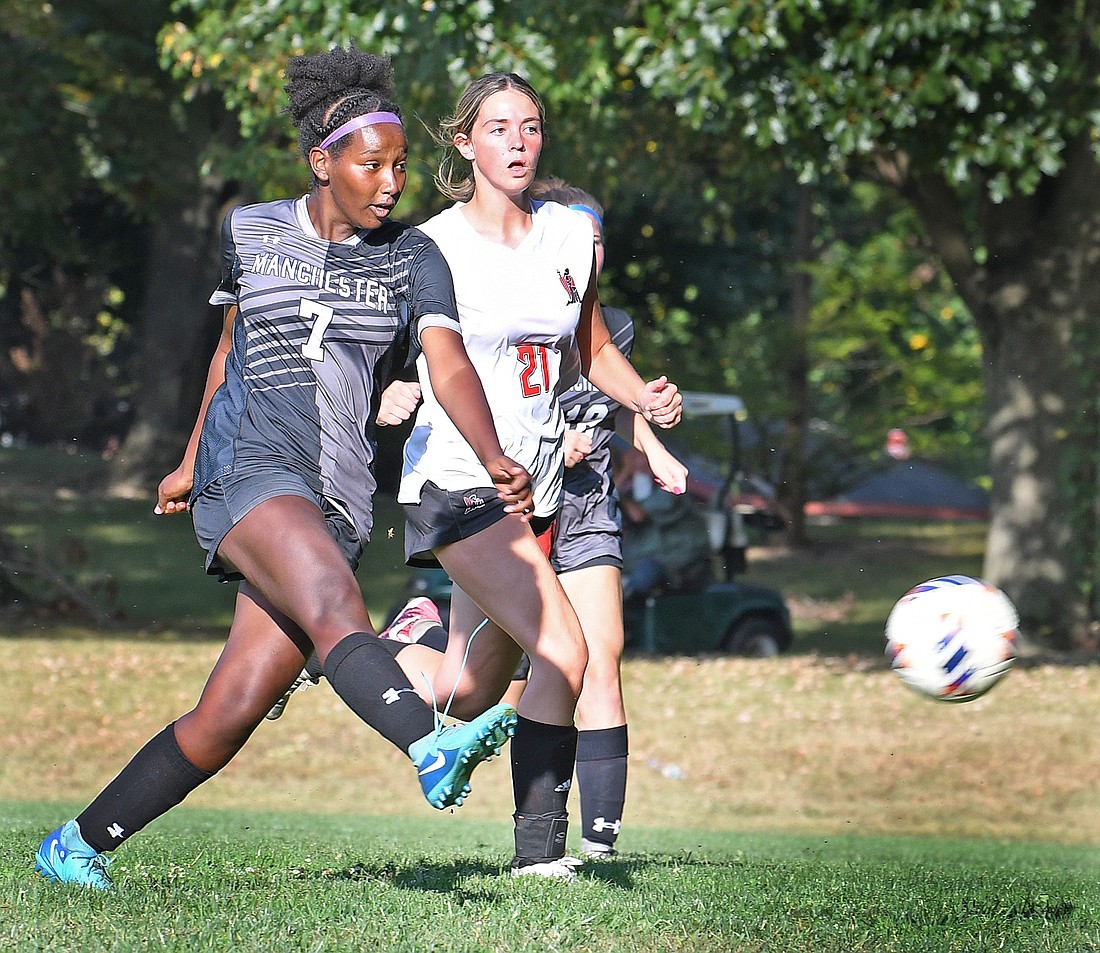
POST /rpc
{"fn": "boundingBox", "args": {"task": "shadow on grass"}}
[293,853,708,893]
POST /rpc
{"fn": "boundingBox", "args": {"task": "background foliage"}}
[0,0,984,468]
[12,0,1100,640]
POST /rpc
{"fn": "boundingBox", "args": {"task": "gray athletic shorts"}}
[550,469,622,575]
[403,480,554,568]
[192,469,363,582]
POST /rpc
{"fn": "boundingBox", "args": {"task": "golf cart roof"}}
[682,392,746,419]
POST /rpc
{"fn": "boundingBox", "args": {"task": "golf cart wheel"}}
[724,615,785,658]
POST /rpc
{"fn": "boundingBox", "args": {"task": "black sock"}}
[576,725,628,850]
[417,624,449,653]
[324,631,437,754]
[76,724,213,854]
[511,716,578,864]
[374,623,446,661]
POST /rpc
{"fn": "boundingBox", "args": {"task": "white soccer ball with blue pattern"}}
[885,575,1018,703]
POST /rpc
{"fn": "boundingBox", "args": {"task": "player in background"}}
[34,44,525,890]
[531,178,688,858]
[396,74,682,882]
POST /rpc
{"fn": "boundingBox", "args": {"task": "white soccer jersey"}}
[399,200,594,517]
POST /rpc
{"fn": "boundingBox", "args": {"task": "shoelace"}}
[82,851,112,883]
[419,616,490,750]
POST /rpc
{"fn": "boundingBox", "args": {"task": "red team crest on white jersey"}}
[557,268,581,304]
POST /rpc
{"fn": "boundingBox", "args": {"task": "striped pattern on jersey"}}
[559,305,635,465]
[195,197,457,544]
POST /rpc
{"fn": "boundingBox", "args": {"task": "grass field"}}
[6,801,1100,952]
[3,446,1100,950]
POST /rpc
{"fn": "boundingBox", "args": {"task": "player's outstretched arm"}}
[576,282,682,429]
[616,410,688,494]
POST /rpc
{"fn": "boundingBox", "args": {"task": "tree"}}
[0,0,236,489]
[616,0,1100,647]
[159,2,993,603]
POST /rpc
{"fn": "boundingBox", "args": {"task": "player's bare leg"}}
[560,563,629,858]
[434,516,586,725]
[436,515,586,876]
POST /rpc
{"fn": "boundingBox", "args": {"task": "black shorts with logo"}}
[403,480,553,568]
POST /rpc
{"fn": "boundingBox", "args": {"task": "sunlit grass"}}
[4,447,1100,951]
[4,802,1100,953]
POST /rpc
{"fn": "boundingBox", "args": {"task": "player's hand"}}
[563,429,592,468]
[377,380,422,426]
[486,455,535,521]
[639,377,682,428]
[155,466,193,515]
[648,448,689,495]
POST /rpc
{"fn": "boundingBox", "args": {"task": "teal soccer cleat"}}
[414,703,518,809]
[35,820,112,890]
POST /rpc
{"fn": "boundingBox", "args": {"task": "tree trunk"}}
[107,186,229,497]
[777,184,814,546]
[907,139,1100,648]
[981,299,1096,648]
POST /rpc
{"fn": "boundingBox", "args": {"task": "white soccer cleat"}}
[510,856,584,881]
[379,596,442,643]
[579,838,617,860]
[265,666,319,721]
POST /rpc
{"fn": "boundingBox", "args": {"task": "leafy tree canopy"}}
[619,0,1099,203]
[159,0,986,471]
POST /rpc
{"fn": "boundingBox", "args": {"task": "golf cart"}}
[620,391,792,657]
[395,392,793,658]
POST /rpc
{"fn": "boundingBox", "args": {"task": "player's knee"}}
[538,630,587,697]
[176,704,259,772]
[579,651,621,694]
[294,584,373,648]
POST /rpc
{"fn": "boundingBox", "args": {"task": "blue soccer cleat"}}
[35,820,112,890]
[414,703,518,809]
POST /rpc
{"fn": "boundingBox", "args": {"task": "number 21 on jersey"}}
[517,344,550,397]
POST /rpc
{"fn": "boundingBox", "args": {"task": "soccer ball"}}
[885,575,1018,703]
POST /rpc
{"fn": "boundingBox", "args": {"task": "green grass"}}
[5,444,1095,951]
[5,802,1100,952]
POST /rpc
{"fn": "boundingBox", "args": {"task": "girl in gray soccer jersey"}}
[536,180,689,860]
[35,44,527,891]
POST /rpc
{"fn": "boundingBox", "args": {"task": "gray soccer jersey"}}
[559,305,634,465]
[194,197,458,547]
[551,306,635,573]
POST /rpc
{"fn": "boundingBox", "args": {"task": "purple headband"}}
[318,111,403,150]
[569,203,604,229]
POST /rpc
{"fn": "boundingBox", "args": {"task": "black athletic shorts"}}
[403,480,554,568]
[192,469,363,582]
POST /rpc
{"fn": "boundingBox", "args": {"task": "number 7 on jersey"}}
[300,299,335,361]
